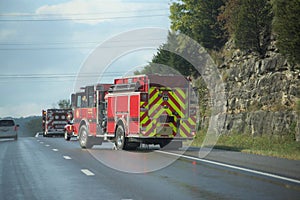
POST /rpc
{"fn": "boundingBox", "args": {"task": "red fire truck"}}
[66,74,197,150]
[64,84,111,143]
[42,109,73,137]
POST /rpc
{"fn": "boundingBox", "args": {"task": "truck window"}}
[88,93,94,107]
[81,96,87,108]
[77,95,82,108]
[71,94,76,108]
[87,86,95,108]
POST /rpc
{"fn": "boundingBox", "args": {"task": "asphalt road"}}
[0,137,299,200]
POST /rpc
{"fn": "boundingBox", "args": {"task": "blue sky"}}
[0,0,171,117]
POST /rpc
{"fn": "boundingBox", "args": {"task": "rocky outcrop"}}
[205,41,300,141]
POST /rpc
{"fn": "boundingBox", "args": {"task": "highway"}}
[0,137,299,200]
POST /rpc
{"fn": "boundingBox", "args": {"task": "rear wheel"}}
[115,125,126,150]
[79,125,92,149]
[114,125,139,150]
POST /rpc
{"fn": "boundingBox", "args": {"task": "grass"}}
[192,131,300,160]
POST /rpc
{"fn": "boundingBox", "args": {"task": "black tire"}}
[79,125,93,149]
[115,125,126,150]
[64,131,71,141]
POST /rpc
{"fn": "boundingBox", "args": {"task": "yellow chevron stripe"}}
[141,116,149,124]
[149,95,157,104]
[167,97,185,118]
[177,88,186,98]
[146,119,156,131]
[171,89,187,113]
[154,107,176,120]
[149,98,163,116]
[177,89,188,110]
[148,125,156,137]
[169,122,176,130]
[179,129,188,138]
[188,117,196,125]
[153,108,165,120]
[181,122,191,132]
[149,88,158,102]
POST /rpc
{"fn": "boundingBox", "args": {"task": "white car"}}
[0,119,19,140]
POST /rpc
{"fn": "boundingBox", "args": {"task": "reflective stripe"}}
[140,86,196,138]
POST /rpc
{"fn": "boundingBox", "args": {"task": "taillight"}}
[68,125,73,132]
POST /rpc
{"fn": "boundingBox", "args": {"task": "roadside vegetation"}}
[192,130,300,160]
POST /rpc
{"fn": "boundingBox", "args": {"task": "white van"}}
[0,119,19,140]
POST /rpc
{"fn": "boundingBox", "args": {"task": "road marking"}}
[52,149,59,152]
[37,140,40,142]
[81,169,95,176]
[40,142,44,144]
[45,144,50,147]
[63,156,72,160]
[156,150,300,185]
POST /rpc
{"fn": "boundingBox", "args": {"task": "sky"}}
[0,0,172,118]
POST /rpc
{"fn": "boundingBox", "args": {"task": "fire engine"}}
[66,74,198,150]
[42,109,73,137]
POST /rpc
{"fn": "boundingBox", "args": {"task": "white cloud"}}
[35,0,149,25]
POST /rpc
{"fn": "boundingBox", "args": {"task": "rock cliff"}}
[202,40,300,141]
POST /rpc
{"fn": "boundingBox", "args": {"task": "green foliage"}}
[221,0,273,55]
[218,0,240,36]
[136,32,199,77]
[57,99,71,109]
[272,0,300,64]
[170,0,226,51]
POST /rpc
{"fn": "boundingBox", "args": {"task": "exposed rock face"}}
[207,43,300,141]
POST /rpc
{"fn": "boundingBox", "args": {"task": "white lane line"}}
[81,169,95,176]
[156,150,300,185]
[63,156,72,160]
[45,144,50,147]
[52,149,59,152]
[40,142,44,144]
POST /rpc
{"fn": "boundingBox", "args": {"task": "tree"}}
[218,0,241,37]
[135,32,199,77]
[57,99,71,109]
[170,0,226,51]
[220,0,273,55]
[272,0,300,65]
